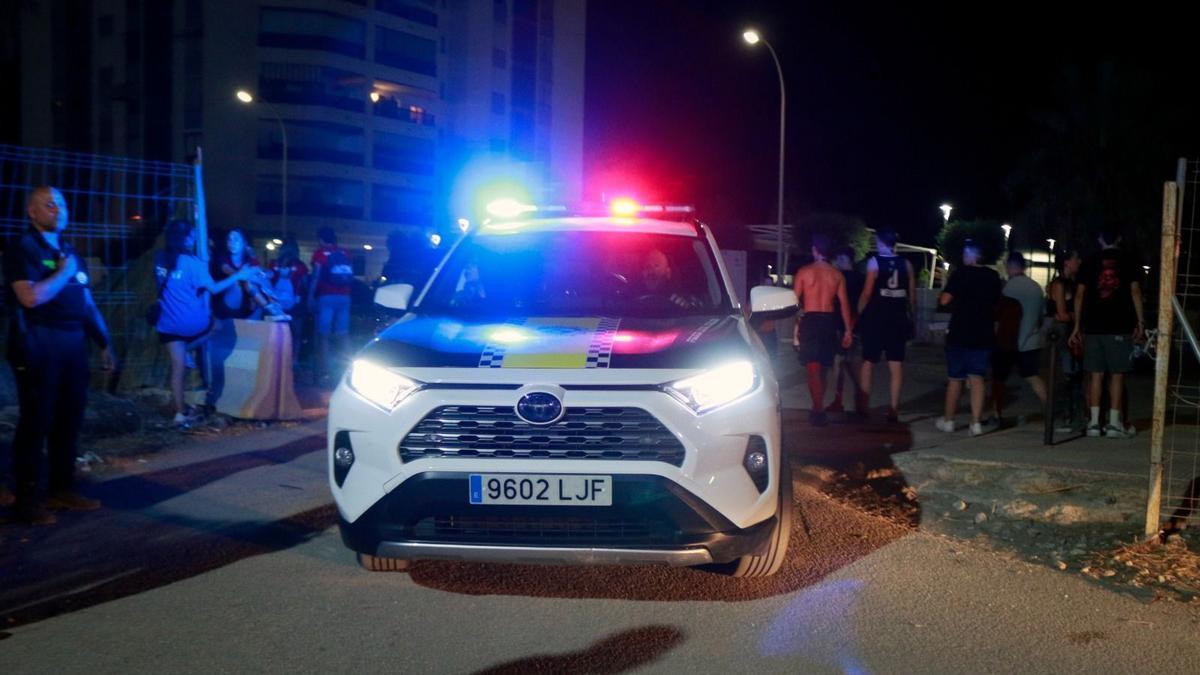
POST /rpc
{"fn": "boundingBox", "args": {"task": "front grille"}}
[413,515,665,544]
[398,405,685,466]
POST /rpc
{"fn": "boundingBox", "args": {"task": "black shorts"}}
[993,349,1040,380]
[861,321,908,363]
[157,318,215,345]
[798,312,839,367]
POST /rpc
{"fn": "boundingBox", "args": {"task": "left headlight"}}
[348,359,421,412]
[663,361,758,414]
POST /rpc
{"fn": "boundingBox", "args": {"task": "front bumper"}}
[339,473,776,565]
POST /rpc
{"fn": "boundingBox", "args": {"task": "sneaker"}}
[43,491,102,512]
[1103,424,1136,439]
[935,418,955,433]
[885,408,900,424]
[173,412,195,429]
[15,505,57,526]
[1086,423,1102,438]
[969,422,984,437]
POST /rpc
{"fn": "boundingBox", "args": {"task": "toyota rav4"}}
[329,204,798,576]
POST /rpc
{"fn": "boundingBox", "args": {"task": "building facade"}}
[18,0,586,260]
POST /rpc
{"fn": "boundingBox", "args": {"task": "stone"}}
[974,512,989,524]
[954,500,969,511]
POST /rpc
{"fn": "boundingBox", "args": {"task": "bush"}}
[795,213,872,261]
[936,219,1007,265]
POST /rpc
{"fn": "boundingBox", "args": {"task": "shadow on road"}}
[0,436,332,629]
[408,408,919,601]
[473,625,685,675]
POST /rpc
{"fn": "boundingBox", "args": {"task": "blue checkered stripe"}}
[478,319,526,368]
[586,317,621,368]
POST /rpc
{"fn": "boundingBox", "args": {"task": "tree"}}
[795,212,872,261]
[936,219,1006,266]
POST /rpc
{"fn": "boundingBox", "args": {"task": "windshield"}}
[418,230,732,318]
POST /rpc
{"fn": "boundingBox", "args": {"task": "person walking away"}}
[1069,226,1144,438]
[155,221,255,427]
[937,239,1002,436]
[309,226,354,384]
[828,246,864,413]
[793,234,854,426]
[3,186,114,525]
[1048,248,1083,429]
[856,229,915,423]
[992,252,1047,423]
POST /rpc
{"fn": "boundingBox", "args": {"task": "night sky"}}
[584,1,1198,247]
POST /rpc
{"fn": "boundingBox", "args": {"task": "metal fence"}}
[1145,158,1200,536]
[0,144,197,389]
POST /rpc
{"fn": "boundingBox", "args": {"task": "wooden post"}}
[1145,179,1181,538]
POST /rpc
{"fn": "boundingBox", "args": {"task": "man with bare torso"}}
[793,234,854,426]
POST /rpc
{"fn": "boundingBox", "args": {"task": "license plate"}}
[468,474,612,506]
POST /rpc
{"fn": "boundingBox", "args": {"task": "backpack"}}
[321,247,354,288]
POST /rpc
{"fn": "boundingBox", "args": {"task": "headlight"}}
[348,359,421,411]
[663,361,758,414]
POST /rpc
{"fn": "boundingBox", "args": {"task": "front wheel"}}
[725,451,792,578]
[357,553,411,572]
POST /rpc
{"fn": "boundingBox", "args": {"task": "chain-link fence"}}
[0,144,198,391]
[1145,158,1200,537]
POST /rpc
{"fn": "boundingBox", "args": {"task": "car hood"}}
[359,314,750,370]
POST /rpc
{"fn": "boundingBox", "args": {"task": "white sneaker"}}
[1086,423,1102,437]
[1103,424,1136,439]
[935,418,955,433]
[969,422,984,437]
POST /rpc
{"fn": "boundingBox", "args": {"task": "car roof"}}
[477,217,700,238]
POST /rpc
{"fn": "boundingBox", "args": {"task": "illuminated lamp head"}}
[610,197,639,217]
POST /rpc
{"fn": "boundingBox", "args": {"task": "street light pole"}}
[744,30,787,286]
[237,90,288,238]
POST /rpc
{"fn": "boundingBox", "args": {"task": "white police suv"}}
[329,201,798,576]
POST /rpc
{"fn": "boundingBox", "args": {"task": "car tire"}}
[357,553,411,572]
[725,449,792,578]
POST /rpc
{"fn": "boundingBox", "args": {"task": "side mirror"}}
[374,283,414,311]
[749,285,797,321]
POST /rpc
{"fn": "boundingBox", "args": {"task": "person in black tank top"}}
[1048,248,1083,428]
[855,229,915,423]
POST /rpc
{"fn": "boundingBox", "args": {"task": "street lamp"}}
[1001,223,1012,249]
[236,89,288,237]
[940,203,953,223]
[743,28,787,285]
[1046,237,1056,250]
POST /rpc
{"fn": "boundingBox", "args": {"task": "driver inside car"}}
[635,248,701,309]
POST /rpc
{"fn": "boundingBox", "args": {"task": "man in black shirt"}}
[856,230,915,423]
[4,186,113,525]
[936,239,1002,436]
[1069,226,1144,438]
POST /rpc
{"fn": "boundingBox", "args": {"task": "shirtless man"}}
[793,234,854,426]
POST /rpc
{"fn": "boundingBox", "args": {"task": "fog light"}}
[335,447,354,467]
[743,435,770,493]
[744,451,767,473]
[332,431,354,488]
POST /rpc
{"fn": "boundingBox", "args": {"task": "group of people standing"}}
[791,226,1145,438]
[150,223,356,427]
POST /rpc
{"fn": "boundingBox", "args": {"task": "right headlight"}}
[348,359,421,412]
[663,361,758,414]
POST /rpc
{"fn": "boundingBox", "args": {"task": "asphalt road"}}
[3,418,1199,674]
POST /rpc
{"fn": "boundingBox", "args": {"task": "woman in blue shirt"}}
[155,220,253,426]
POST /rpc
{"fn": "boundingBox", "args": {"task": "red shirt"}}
[311,245,353,297]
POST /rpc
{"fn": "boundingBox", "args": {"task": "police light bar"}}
[606,199,694,217]
[485,198,569,219]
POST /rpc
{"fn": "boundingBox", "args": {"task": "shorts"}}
[797,312,838,367]
[158,318,215,345]
[316,294,351,336]
[1084,334,1134,374]
[993,349,1040,380]
[946,345,990,380]
[861,327,907,363]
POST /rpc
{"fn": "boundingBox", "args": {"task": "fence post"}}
[1145,178,1181,538]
